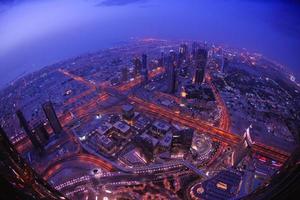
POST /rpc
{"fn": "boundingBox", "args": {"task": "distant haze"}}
[0,0,300,87]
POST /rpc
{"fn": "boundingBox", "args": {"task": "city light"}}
[0,21,296,199]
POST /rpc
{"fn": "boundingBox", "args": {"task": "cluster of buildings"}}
[15,101,63,153]
[0,39,297,199]
[78,104,202,167]
[190,170,242,200]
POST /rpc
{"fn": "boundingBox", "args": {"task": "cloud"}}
[97,0,147,6]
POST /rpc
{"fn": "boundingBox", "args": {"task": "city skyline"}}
[0,1,299,200]
[0,0,300,88]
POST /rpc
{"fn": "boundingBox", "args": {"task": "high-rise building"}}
[121,67,128,82]
[133,57,142,75]
[142,68,148,82]
[122,104,134,120]
[171,129,193,156]
[167,55,177,94]
[159,51,165,66]
[192,42,199,58]
[193,48,207,84]
[232,126,253,168]
[141,54,148,82]
[142,54,147,69]
[194,67,205,84]
[42,101,62,134]
[223,57,229,72]
[195,48,208,68]
[32,122,49,145]
[179,43,188,62]
[16,110,43,152]
[169,50,177,65]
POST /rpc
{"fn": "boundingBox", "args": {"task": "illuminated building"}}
[113,121,131,138]
[121,67,128,82]
[166,52,177,94]
[151,120,171,137]
[194,67,205,84]
[133,57,142,75]
[159,51,165,66]
[32,121,49,145]
[179,43,188,62]
[42,101,62,134]
[191,170,241,199]
[158,131,173,152]
[132,115,151,133]
[192,42,199,58]
[195,48,207,67]
[142,54,147,70]
[194,48,207,84]
[16,110,44,152]
[122,104,134,120]
[232,126,253,168]
[142,54,148,82]
[133,134,155,162]
[171,129,193,156]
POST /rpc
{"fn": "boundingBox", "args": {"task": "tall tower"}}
[121,67,128,82]
[142,54,147,70]
[193,48,207,84]
[194,67,205,84]
[167,53,177,94]
[192,42,199,58]
[179,43,188,62]
[16,110,43,152]
[195,48,208,69]
[232,126,253,168]
[133,57,142,75]
[159,51,165,66]
[42,101,62,134]
[141,54,148,82]
[32,122,49,145]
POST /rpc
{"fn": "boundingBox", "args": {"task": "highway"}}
[206,73,231,131]
[128,95,289,163]
[42,154,114,180]
[14,65,289,172]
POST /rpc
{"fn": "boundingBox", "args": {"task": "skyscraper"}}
[195,48,208,68]
[179,43,188,62]
[167,54,177,94]
[142,54,147,70]
[171,129,193,156]
[133,57,142,75]
[193,48,207,84]
[194,67,205,84]
[169,50,177,66]
[159,51,165,66]
[32,122,49,145]
[141,54,148,82]
[232,126,253,168]
[192,42,199,58]
[16,110,43,152]
[121,67,128,82]
[42,101,62,134]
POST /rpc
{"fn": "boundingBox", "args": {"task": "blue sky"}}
[0,0,299,87]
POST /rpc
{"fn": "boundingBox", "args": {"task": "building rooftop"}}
[96,122,112,135]
[113,121,130,133]
[140,132,159,147]
[122,104,134,112]
[153,120,171,132]
[159,131,173,147]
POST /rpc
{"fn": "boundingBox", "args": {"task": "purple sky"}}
[0,0,299,87]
